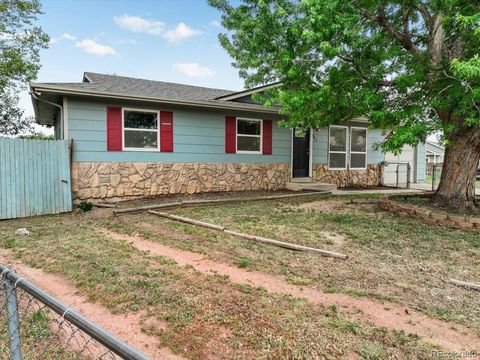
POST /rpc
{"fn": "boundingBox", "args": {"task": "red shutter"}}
[262,119,272,155]
[160,111,174,152]
[107,106,122,151]
[225,116,236,153]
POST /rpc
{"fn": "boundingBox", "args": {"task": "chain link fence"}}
[0,264,149,360]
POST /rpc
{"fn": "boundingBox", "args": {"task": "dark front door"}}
[293,129,310,178]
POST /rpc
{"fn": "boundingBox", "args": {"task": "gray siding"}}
[67,98,391,169]
[416,143,426,182]
[67,99,291,163]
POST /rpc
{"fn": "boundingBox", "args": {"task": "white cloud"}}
[210,20,221,28]
[163,22,202,43]
[113,14,202,44]
[114,14,165,35]
[61,32,76,41]
[173,63,215,78]
[75,39,116,56]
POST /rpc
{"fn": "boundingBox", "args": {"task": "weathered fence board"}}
[0,138,72,220]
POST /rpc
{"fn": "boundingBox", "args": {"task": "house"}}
[30,72,425,200]
[425,140,445,164]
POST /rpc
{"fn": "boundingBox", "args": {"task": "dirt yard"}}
[0,191,478,359]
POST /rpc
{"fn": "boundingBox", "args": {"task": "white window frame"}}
[236,117,263,154]
[349,126,368,170]
[122,107,160,152]
[328,125,348,170]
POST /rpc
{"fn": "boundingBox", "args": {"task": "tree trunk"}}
[433,129,480,210]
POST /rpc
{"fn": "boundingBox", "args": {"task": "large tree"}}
[210,0,480,209]
[0,0,49,135]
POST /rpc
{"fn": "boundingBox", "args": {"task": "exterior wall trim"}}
[328,125,349,170]
[235,117,263,154]
[309,130,313,177]
[289,128,314,178]
[349,126,368,170]
[31,86,281,115]
[63,96,69,140]
[121,107,161,152]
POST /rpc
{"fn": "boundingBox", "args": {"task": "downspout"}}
[31,90,73,208]
[30,91,64,140]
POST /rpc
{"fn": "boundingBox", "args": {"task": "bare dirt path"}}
[98,228,480,353]
[0,249,187,360]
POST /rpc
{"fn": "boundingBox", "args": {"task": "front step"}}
[286,181,337,192]
[290,177,314,183]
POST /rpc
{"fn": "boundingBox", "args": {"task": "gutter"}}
[29,85,281,115]
[31,91,64,140]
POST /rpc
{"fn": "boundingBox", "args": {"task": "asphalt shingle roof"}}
[30,72,281,115]
[81,72,236,101]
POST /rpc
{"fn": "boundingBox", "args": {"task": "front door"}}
[293,129,310,178]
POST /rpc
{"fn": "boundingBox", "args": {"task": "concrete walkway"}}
[410,183,480,192]
[410,183,436,191]
[332,188,424,195]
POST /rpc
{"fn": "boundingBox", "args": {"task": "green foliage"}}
[18,131,54,140]
[210,0,480,153]
[79,201,93,212]
[0,0,49,135]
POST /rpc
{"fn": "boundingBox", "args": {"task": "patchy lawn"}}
[396,194,480,216]
[0,191,478,359]
[0,194,438,359]
[104,194,480,334]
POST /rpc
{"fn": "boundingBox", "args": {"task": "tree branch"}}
[377,6,421,55]
[413,3,433,33]
[338,54,396,87]
[359,6,423,61]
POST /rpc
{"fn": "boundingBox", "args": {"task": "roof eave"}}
[30,84,281,114]
[215,82,282,101]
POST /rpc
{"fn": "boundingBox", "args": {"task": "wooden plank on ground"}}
[115,191,330,215]
[148,210,348,260]
[449,279,480,292]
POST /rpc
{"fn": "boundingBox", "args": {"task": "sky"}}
[19,0,243,120]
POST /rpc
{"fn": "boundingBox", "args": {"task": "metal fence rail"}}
[381,162,411,188]
[0,264,150,360]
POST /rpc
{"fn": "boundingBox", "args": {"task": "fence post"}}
[396,164,399,188]
[3,274,22,360]
[432,164,436,192]
[406,164,411,189]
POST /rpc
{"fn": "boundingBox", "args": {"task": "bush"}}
[79,201,93,212]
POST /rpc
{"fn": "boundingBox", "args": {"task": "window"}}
[237,118,262,153]
[350,127,367,169]
[329,126,348,169]
[123,109,159,151]
[328,126,368,169]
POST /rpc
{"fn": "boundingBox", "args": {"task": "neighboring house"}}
[30,72,425,200]
[425,140,445,164]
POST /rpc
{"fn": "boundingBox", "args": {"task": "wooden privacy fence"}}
[0,138,72,220]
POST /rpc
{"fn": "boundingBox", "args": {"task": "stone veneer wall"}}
[312,164,382,188]
[72,162,291,200]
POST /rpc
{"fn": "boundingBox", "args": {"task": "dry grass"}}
[102,194,480,335]
[0,194,440,359]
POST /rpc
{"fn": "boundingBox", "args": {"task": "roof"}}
[30,72,281,125]
[215,82,282,101]
[80,72,236,102]
[425,140,445,155]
